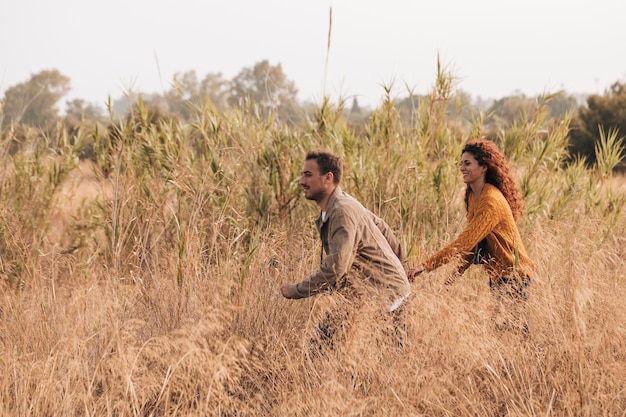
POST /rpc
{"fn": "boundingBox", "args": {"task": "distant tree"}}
[545,92,580,120]
[472,95,495,111]
[482,92,581,144]
[1,69,71,129]
[61,99,106,161]
[395,94,424,124]
[394,89,476,131]
[484,94,537,133]
[346,97,366,125]
[164,70,229,119]
[200,72,229,110]
[228,60,302,124]
[450,90,477,123]
[350,97,361,115]
[569,81,626,166]
[64,98,105,126]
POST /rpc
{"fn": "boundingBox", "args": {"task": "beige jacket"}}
[293,187,410,308]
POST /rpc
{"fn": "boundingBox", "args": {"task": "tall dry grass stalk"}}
[0,69,625,415]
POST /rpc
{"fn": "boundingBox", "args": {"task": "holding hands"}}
[407,265,425,283]
[408,265,460,286]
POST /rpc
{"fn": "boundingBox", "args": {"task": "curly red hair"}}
[462,139,525,221]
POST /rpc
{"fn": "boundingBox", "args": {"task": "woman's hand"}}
[407,265,425,283]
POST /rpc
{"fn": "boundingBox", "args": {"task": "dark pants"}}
[389,300,408,349]
[490,276,530,335]
[314,308,350,349]
[311,298,408,353]
[489,275,530,300]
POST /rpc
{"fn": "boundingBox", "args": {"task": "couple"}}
[280,140,535,348]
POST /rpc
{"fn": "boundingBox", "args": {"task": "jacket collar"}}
[318,186,342,225]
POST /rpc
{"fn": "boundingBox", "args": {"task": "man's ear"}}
[325,172,334,184]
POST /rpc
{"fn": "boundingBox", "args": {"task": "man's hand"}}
[407,265,425,283]
[280,283,300,299]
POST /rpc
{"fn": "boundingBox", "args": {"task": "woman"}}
[409,139,535,332]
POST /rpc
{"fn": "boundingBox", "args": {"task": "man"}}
[280,149,411,348]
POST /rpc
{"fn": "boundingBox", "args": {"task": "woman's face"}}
[460,151,487,186]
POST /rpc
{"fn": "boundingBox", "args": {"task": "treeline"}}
[1,60,625,168]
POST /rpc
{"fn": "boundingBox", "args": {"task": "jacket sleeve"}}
[294,209,357,298]
[424,197,502,272]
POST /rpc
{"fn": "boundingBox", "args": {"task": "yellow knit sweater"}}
[424,184,535,282]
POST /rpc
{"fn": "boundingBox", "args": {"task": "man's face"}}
[299,158,332,203]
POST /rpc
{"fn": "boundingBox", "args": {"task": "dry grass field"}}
[1,85,625,416]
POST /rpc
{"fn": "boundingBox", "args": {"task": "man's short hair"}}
[306,149,343,185]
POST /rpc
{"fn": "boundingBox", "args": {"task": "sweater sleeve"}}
[423,194,504,272]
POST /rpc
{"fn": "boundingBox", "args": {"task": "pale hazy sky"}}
[1,0,625,108]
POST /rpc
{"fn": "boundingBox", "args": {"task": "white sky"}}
[1,0,625,108]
